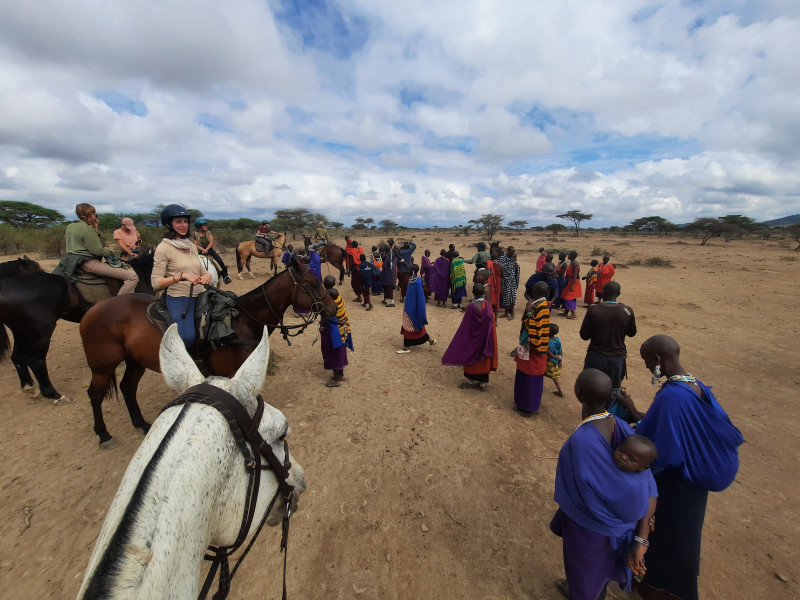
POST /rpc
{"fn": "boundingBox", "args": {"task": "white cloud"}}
[0,0,798,226]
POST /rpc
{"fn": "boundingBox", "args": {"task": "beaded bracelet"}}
[634,536,650,546]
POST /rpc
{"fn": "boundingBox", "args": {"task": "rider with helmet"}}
[55,203,139,294]
[192,217,232,285]
[255,220,280,254]
[151,204,212,348]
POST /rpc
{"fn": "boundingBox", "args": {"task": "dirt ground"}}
[0,231,798,600]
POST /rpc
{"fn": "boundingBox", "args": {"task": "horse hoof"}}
[237,273,243,280]
[99,438,119,450]
[53,396,72,406]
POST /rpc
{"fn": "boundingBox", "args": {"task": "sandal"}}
[325,380,341,387]
[458,381,477,389]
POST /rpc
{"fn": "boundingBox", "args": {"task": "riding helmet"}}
[194,217,209,228]
[160,204,191,226]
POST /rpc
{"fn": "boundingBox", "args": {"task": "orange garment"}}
[346,246,362,266]
[486,259,502,310]
[596,262,616,295]
[561,262,582,300]
[584,267,598,305]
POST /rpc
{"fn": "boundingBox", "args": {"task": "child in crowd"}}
[613,434,658,473]
[281,244,294,270]
[358,253,380,310]
[450,250,467,310]
[545,323,564,397]
[319,275,353,387]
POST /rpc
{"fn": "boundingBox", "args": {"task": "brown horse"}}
[79,256,336,447]
[302,235,346,284]
[235,233,286,278]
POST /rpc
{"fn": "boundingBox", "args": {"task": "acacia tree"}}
[685,217,731,245]
[556,210,593,236]
[0,201,67,228]
[507,220,528,231]
[272,208,319,240]
[545,223,568,236]
[468,214,504,240]
[379,218,398,233]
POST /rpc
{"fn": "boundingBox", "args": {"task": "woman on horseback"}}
[151,204,212,348]
[193,218,233,284]
[55,203,139,294]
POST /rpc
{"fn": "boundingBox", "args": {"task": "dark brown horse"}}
[79,255,336,447]
[0,255,42,280]
[302,235,346,283]
[0,254,155,400]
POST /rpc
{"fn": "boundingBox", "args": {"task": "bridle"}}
[161,383,296,600]
[235,266,328,346]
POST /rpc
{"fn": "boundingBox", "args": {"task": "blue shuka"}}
[308,250,322,281]
[636,379,743,491]
[403,277,428,330]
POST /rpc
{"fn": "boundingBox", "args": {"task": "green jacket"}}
[64,220,112,259]
[313,227,328,242]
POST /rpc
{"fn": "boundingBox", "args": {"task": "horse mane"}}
[82,404,192,597]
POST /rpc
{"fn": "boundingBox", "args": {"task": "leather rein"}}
[161,383,296,600]
[235,266,327,346]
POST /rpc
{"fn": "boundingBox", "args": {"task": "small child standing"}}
[545,322,564,397]
[358,253,380,310]
[281,244,294,270]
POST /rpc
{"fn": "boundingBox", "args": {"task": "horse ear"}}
[232,326,270,393]
[159,324,204,392]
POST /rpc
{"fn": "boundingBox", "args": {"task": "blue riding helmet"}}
[160,204,191,227]
[194,217,209,228]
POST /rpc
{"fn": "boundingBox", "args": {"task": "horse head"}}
[289,255,337,318]
[160,323,306,522]
[19,255,43,274]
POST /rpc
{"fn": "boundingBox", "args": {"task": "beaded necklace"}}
[574,411,611,433]
[667,374,696,383]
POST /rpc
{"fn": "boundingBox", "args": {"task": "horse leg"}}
[88,370,116,447]
[338,262,345,285]
[119,358,150,434]
[10,324,62,399]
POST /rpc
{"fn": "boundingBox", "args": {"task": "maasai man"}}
[308,247,322,281]
[346,240,363,302]
[524,261,556,299]
[420,249,432,299]
[535,247,547,273]
[559,250,582,319]
[441,283,498,389]
[625,335,743,600]
[428,249,451,306]
[550,369,657,600]
[397,240,416,302]
[498,246,521,319]
[449,251,468,310]
[396,264,435,353]
[583,259,599,307]
[445,243,456,261]
[513,281,549,416]
[319,276,354,387]
[579,281,640,422]
[379,240,400,307]
[369,246,384,297]
[485,247,502,319]
[596,255,615,303]
[543,254,558,303]
[464,241,490,271]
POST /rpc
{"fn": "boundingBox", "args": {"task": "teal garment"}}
[549,336,562,365]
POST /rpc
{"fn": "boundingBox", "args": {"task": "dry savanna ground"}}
[0,231,798,599]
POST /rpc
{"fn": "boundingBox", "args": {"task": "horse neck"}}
[80,406,251,599]
[236,271,296,334]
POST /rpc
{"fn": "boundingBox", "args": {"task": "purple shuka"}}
[441,300,495,366]
[428,257,451,300]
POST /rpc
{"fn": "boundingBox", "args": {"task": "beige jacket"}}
[151,240,208,297]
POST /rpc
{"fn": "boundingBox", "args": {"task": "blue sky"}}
[0,0,799,228]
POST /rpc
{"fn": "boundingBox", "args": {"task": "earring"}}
[650,364,663,386]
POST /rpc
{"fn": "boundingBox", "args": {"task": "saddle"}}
[146,287,240,356]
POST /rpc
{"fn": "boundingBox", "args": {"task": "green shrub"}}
[643,256,673,267]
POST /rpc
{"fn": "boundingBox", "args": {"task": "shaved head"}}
[602,281,621,299]
[532,281,549,299]
[640,334,680,361]
[574,368,613,410]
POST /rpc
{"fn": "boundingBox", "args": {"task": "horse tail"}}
[103,372,119,401]
[235,244,242,271]
[0,323,9,361]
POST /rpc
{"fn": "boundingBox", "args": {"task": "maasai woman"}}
[560,250,582,319]
[513,281,550,416]
[498,246,521,319]
[449,251,467,309]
